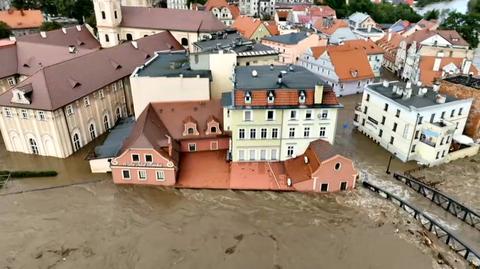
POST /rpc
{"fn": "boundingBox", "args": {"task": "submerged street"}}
[0,94,478,268]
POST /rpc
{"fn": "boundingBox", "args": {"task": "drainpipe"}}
[62,107,75,155]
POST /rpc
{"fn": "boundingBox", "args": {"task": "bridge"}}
[362,180,480,267]
[394,173,480,231]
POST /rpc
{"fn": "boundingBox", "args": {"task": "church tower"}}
[93,0,122,48]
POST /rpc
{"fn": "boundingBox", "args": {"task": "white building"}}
[238,0,275,18]
[354,81,474,166]
[347,12,384,41]
[167,0,188,9]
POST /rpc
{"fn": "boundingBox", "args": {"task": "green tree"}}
[441,11,480,48]
[39,21,62,31]
[423,9,439,20]
[468,0,480,13]
[0,21,12,39]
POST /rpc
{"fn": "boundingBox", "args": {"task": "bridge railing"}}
[393,173,480,231]
[362,180,480,267]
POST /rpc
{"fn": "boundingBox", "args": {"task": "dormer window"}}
[245,91,252,104]
[206,116,222,135]
[187,127,195,134]
[298,90,306,104]
[183,116,199,136]
[11,87,32,105]
[267,91,275,104]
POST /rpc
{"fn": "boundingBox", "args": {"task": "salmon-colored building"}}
[111,100,229,186]
[284,139,358,192]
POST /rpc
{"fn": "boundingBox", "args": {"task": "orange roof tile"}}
[204,0,229,10]
[263,21,279,36]
[321,89,339,105]
[228,4,240,19]
[277,10,289,19]
[418,56,475,86]
[343,39,384,55]
[313,19,348,36]
[0,9,43,29]
[328,47,374,81]
[310,45,327,59]
[232,16,262,39]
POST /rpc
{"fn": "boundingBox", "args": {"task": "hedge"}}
[0,170,58,178]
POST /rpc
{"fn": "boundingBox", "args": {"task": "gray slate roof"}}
[262,32,309,44]
[94,117,135,158]
[234,65,324,90]
[134,52,211,78]
[369,82,458,109]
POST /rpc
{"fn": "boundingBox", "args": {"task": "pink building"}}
[261,32,326,64]
[284,139,358,192]
[111,100,229,186]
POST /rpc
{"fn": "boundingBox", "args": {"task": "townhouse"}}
[222,65,342,161]
[203,0,240,26]
[238,0,275,18]
[261,32,325,64]
[0,32,183,158]
[0,9,43,36]
[354,81,475,166]
[347,12,384,41]
[232,16,277,41]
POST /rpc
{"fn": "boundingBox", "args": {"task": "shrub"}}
[0,170,58,178]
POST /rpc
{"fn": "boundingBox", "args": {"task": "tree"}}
[39,21,62,31]
[344,0,421,23]
[423,9,439,20]
[441,11,480,48]
[468,0,480,14]
[0,21,12,39]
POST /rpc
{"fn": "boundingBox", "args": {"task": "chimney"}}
[435,94,446,104]
[277,73,283,85]
[314,84,324,104]
[62,27,67,34]
[131,41,138,49]
[76,25,82,31]
[40,31,47,38]
[462,60,472,75]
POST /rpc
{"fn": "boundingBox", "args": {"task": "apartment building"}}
[0,33,183,158]
[261,32,325,64]
[238,0,274,18]
[222,65,342,162]
[203,0,240,26]
[354,81,474,166]
[347,12,384,41]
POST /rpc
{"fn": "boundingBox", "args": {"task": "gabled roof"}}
[308,6,336,17]
[0,32,183,110]
[120,7,226,33]
[415,19,439,31]
[327,47,374,81]
[343,39,384,55]
[348,12,370,24]
[263,21,279,36]
[313,18,348,36]
[232,16,263,39]
[329,27,357,44]
[436,30,469,47]
[310,45,327,59]
[418,56,477,86]
[0,9,43,29]
[262,31,310,44]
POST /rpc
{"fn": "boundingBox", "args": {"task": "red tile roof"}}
[343,39,384,55]
[0,9,43,29]
[263,21,279,36]
[313,19,348,36]
[232,16,262,39]
[321,89,339,105]
[228,4,240,19]
[327,47,374,82]
[204,0,229,10]
[276,10,289,19]
[418,56,477,86]
[376,32,404,62]
[308,6,336,17]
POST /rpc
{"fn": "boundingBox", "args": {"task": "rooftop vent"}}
[67,78,81,88]
[110,59,122,69]
[432,84,440,92]
[435,94,446,104]
[68,45,76,54]
[304,156,309,164]
[251,70,258,77]
[61,27,67,34]
[76,25,82,31]
[277,73,283,85]
[270,63,274,70]
[40,31,46,38]
[418,87,428,96]
[382,80,389,88]
[288,64,294,71]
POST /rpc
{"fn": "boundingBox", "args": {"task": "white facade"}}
[239,0,275,18]
[167,0,188,9]
[354,81,473,166]
[210,6,234,26]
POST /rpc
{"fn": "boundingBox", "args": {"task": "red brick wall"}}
[440,81,480,139]
[234,89,314,106]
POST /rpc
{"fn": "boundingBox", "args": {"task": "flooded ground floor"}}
[0,94,477,268]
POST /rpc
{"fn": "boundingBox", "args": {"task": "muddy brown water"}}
[0,94,476,268]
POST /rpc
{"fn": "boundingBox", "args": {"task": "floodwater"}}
[0,94,477,268]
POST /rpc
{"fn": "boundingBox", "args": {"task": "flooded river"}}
[0,95,476,268]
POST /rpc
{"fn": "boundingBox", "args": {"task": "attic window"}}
[267,91,275,103]
[351,70,358,78]
[67,78,81,88]
[109,59,122,70]
[245,91,252,104]
[298,90,306,104]
[76,39,85,46]
[183,116,199,136]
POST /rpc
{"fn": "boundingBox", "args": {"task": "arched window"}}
[29,138,39,154]
[181,38,188,46]
[103,115,110,131]
[89,123,96,140]
[210,126,217,133]
[187,127,194,134]
[115,107,122,120]
[101,11,106,20]
[72,133,81,151]
[126,33,133,41]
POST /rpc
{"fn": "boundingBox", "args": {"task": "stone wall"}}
[440,81,480,140]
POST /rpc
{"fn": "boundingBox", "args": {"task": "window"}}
[244,110,252,121]
[181,38,189,46]
[442,150,446,158]
[21,109,28,119]
[441,111,445,119]
[396,109,400,118]
[304,127,310,138]
[122,170,131,180]
[340,182,347,191]
[272,128,278,139]
[3,108,12,118]
[271,149,277,160]
[261,128,267,139]
[250,129,256,139]
[446,136,450,144]
[430,113,435,123]
[132,154,140,162]
[366,94,370,101]
[267,91,275,103]
[138,170,147,180]
[260,149,266,160]
[7,77,15,86]
[319,127,326,137]
[114,10,118,19]
[320,183,328,192]
[435,151,439,159]
[458,108,463,116]
[334,163,341,170]
[29,138,38,154]
[37,111,46,121]
[287,145,294,157]
[390,136,394,145]
[112,83,118,92]
[418,116,423,125]
[99,90,105,99]
[239,129,245,139]
[411,144,416,153]
[103,115,110,130]
[266,110,275,121]
[392,122,397,132]
[415,130,419,139]
[115,107,122,120]
[105,34,109,43]
[89,123,96,140]
[440,137,444,145]
[363,106,368,114]
[145,154,153,163]
[188,143,197,152]
[305,110,312,120]
[72,133,81,151]
[379,129,383,137]
[321,110,328,119]
[101,11,106,19]
[290,110,297,120]
[239,150,245,161]
[384,103,388,112]
[450,109,455,118]
[249,149,255,160]
[187,127,194,135]
[156,170,165,181]
[289,127,295,138]
[126,33,133,41]
[244,91,252,104]
[66,105,74,116]
[84,97,90,107]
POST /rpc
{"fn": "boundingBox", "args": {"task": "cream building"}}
[222,65,342,161]
[0,33,183,158]
[93,0,226,50]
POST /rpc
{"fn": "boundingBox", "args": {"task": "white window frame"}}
[21,109,28,119]
[289,110,297,120]
[66,105,74,116]
[243,110,253,121]
[239,128,245,139]
[37,111,46,121]
[266,110,275,121]
[305,110,312,120]
[188,143,197,152]
[138,170,147,181]
[321,110,328,119]
[84,96,90,107]
[122,169,131,180]
[319,127,326,137]
[272,128,278,139]
[112,83,118,92]
[304,127,310,138]
[3,107,12,118]
[156,170,165,181]
[320,183,329,192]
[131,154,140,163]
[287,145,294,157]
[289,127,295,138]
[250,128,256,139]
[238,149,245,161]
[99,89,105,99]
[7,77,15,86]
[249,149,256,161]
[145,154,153,163]
[271,149,277,160]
